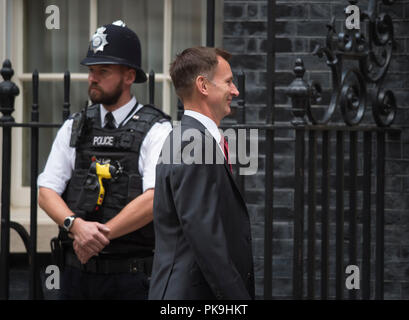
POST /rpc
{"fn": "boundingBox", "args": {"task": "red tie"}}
[220,136,232,173]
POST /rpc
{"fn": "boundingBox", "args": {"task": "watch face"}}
[64,217,73,230]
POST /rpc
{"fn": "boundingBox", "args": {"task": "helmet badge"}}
[90,26,108,53]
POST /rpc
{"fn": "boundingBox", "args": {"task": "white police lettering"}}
[93,136,114,146]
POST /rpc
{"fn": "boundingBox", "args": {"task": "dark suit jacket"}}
[148,115,255,300]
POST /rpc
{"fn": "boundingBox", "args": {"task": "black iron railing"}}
[285,0,400,300]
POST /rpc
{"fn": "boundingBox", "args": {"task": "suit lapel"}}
[181,115,248,212]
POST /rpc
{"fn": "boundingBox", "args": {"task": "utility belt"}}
[64,251,153,276]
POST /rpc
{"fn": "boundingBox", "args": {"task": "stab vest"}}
[61,103,171,256]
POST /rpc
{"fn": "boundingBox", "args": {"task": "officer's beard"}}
[88,79,123,107]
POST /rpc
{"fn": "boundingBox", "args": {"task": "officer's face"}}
[87,65,127,106]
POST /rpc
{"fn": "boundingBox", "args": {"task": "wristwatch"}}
[63,216,76,232]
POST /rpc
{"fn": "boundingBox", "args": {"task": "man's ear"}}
[124,67,136,85]
[195,75,208,96]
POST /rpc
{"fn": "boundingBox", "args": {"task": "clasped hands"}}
[69,217,110,264]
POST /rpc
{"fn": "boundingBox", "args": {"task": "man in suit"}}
[149,47,254,300]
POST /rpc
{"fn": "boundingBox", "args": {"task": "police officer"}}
[38,20,172,300]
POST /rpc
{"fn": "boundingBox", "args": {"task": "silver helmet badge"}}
[90,26,108,53]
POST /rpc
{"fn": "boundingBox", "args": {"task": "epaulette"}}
[138,104,172,122]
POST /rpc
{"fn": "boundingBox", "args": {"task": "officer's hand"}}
[73,239,96,264]
[69,217,110,254]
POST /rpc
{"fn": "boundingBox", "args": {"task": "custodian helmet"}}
[80,20,147,83]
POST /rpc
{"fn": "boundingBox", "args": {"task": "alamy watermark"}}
[345,265,360,290]
[345,5,360,30]
[45,265,60,290]
[158,123,259,176]
[44,265,360,291]
[45,5,60,30]
[44,4,360,31]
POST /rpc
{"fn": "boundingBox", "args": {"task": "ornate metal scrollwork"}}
[286,0,397,127]
[339,68,367,125]
[373,86,396,126]
[360,1,394,83]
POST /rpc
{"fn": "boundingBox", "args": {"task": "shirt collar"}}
[100,96,139,128]
[184,110,221,143]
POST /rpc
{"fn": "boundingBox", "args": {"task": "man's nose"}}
[88,71,98,83]
[231,83,239,97]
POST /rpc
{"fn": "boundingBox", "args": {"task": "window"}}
[15,0,222,189]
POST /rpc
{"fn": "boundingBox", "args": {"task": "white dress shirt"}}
[184,110,224,154]
[38,96,172,195]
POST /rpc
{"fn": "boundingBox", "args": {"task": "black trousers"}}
[60,266,150,300]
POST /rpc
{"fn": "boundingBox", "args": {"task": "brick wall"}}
[223,0,409,299]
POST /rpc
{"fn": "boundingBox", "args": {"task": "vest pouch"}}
[76,172,100,213]
[63,169,87,208]
[127,174,143,203]
[118,132,135,149]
